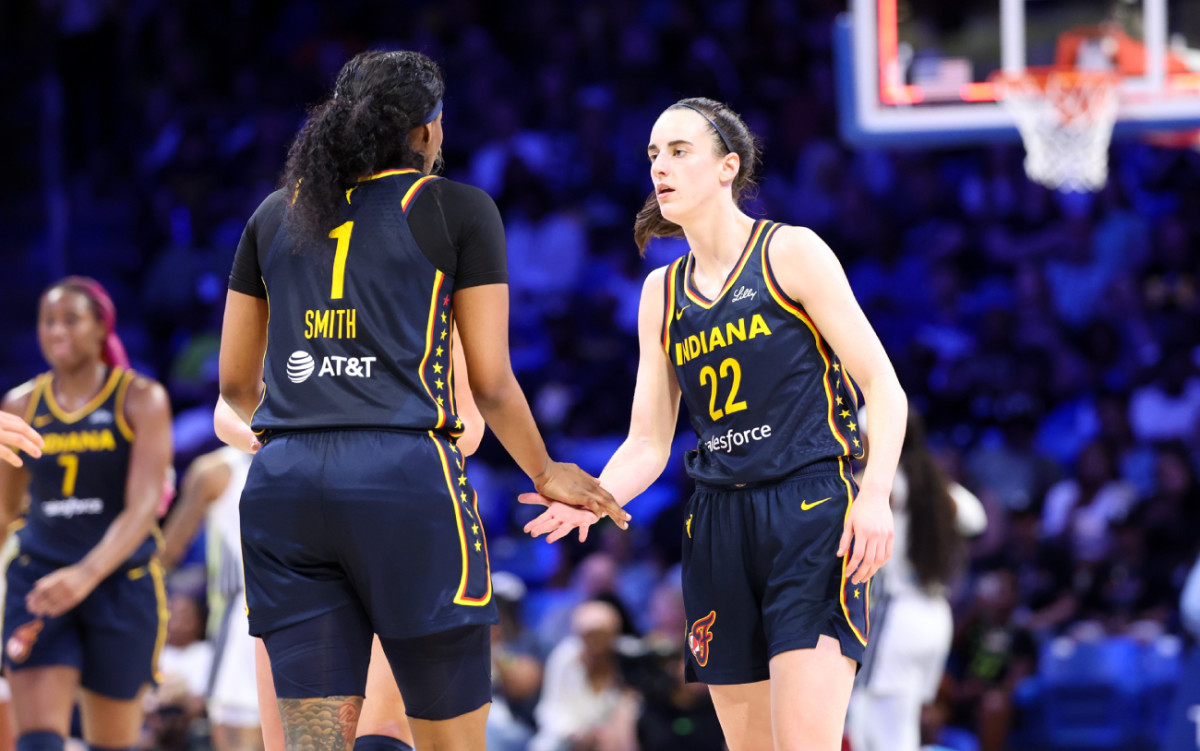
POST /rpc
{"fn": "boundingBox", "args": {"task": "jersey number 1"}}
[328,221,355,300]
[699,358,748,421]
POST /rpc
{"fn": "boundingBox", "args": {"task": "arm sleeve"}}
[228,190,286,299]
[408,180,508,289]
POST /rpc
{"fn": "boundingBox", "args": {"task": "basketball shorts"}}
[681,458,870,685]
[240,429,497,707]
[1,538,166,699]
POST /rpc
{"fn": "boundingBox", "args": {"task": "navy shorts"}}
[681,458,870,685]
[2,541,166,700]
[240,429,497,666]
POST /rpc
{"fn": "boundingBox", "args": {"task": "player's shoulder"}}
[120,370,170,417]
[253,188,289,220]
[766,224,842,280]
[2,376,45,417]
[424,177,497,209]
[641,263,676,298]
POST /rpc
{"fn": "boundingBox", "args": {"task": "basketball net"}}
[990,68,1121,192]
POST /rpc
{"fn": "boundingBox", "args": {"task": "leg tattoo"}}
[277,697,363,751]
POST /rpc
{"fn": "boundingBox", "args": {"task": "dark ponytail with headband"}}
[46,276,130,369]
[282,49,446,244]
[634,97,762,255]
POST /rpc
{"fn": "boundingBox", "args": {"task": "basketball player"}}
[0,277,174,751]
[847,409,986,751]
[209,325,484,751]
[523,97,906,750]
[219,50,626,751]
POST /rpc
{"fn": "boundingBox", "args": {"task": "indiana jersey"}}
[16,367,157,565]
[662,219,863,486]
[251,169,465,439]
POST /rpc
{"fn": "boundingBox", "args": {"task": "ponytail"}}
[281,50,445,244]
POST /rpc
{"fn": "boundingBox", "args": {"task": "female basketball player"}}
[523,97,906,751]
[206,326,484,751]
[0,277,174,751]
[219,50,626,751]
[848,409,986,751]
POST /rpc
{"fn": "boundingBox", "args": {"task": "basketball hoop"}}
[990,68,1121,192]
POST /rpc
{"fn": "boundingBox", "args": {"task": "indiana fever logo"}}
[6,618,44,664]
[688,610,716,667]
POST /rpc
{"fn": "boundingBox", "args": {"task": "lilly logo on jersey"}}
[286,351,377,384]
[731,285,757,303]
[688,610,716,667]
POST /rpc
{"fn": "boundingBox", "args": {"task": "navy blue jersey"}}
[662,220,863,486]
[16,368,158,565]
[250,170,466,439]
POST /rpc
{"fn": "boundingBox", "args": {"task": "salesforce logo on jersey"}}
[286,351,377,384]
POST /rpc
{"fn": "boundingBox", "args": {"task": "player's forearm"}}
[214,396,259,453]
[471,374,551,480]
[857,376,907,498]
[78,504,159,583]
[218,379,263,427]
[599,436,671,508]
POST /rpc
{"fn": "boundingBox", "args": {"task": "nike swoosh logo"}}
[33,415,53,428]
[800,497,832,511]
[675,305,691,320]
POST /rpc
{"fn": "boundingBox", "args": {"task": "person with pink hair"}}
[0,276,174,751]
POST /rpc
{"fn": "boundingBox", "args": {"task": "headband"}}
[422,98,443,124]
[674,103,733,154]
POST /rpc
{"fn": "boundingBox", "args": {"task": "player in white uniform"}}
[162,446,260,751]
[848,410,986,751]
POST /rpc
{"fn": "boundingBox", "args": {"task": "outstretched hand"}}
[520,494,602,542]
[0,412,43,468]
[533,461,629,530]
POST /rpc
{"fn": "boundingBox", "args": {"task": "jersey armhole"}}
[115,369,137,442]
[760,223,806,316]
[21,375,47,424]
[661,257,683,354]
[401,175,442,215]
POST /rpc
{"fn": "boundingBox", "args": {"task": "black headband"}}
[674,103,734,154]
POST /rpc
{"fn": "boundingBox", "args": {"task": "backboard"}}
[835,0,1200,148]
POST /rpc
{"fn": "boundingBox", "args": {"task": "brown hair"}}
[634,97,761,255]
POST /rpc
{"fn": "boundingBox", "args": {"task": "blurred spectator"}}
[1040,440,1137,561]
[489,572,544,751]
[144,569,212,751]
[531,600,625,751]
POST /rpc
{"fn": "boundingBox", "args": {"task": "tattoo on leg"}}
[277,697,363,751]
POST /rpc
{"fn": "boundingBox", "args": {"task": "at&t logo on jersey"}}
[287,352,315,383]
[688,610,716,667]
[286,351,377,384]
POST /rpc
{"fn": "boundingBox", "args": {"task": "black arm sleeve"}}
[228,190,287,299]
[408,180,508,289]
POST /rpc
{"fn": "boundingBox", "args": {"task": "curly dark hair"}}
[281,50,445,243]
[634,97,761,255]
